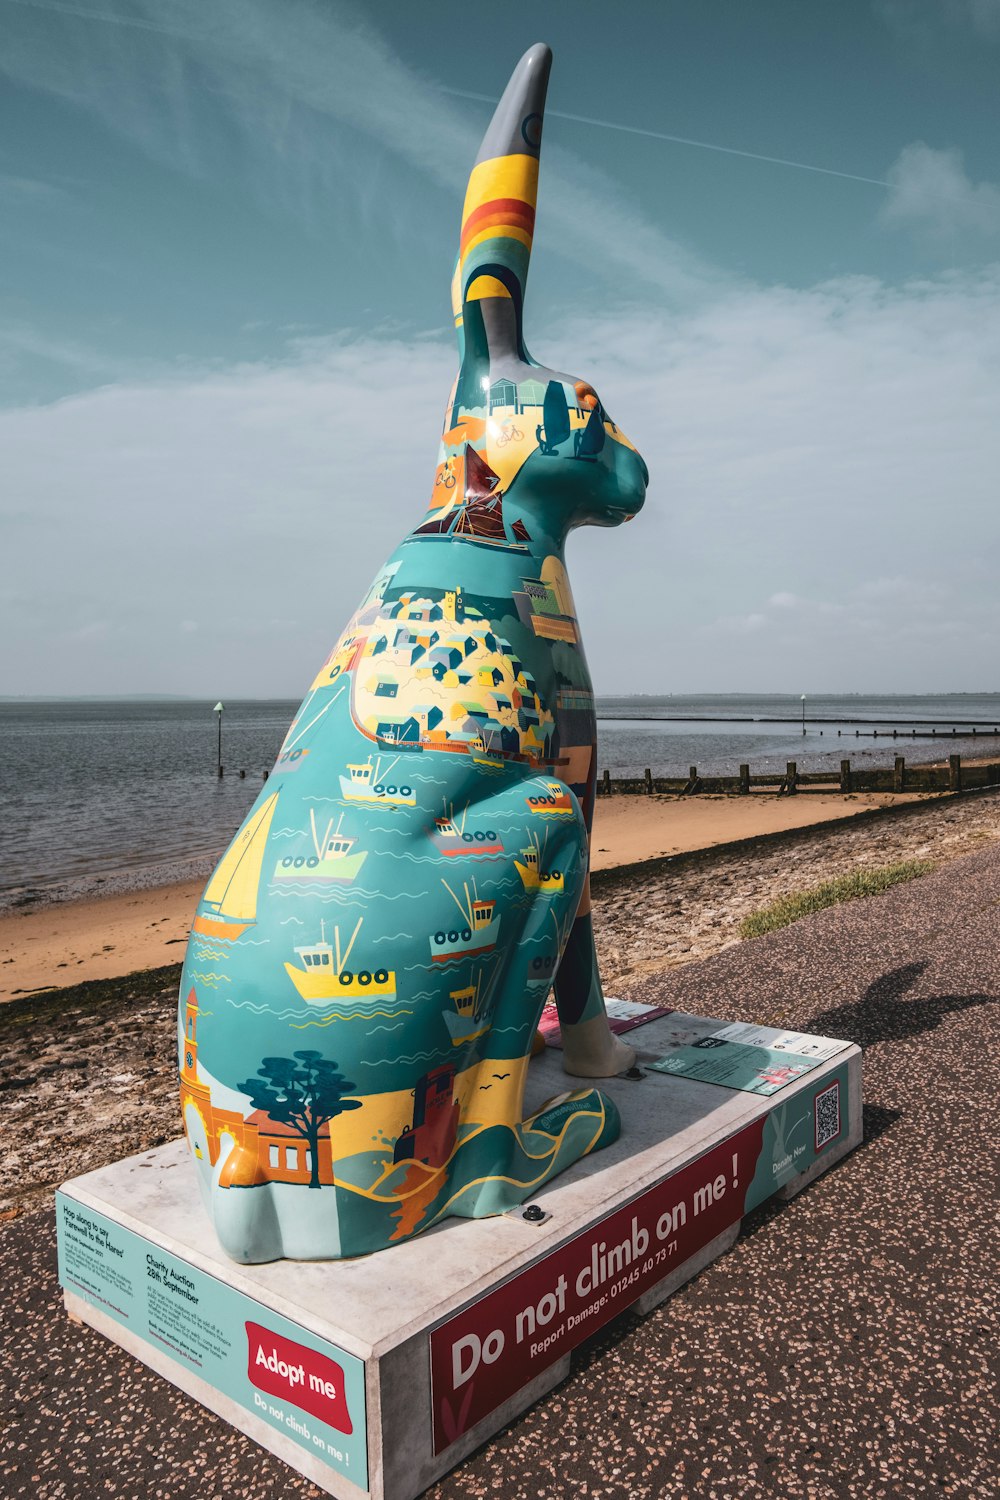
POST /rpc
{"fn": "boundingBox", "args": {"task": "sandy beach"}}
[0,788,934,1001]
[3,793,999,1497]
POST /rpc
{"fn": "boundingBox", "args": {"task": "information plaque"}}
[56,1194,368,1488]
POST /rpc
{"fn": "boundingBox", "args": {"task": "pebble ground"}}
[2,814,998,1498]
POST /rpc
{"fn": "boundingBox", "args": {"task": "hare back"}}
[179,638,601,1258]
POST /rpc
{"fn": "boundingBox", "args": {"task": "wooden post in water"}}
[739,763,750,795]
[894,755,905,793]
[949,754,962,792]
[840,758,852,793]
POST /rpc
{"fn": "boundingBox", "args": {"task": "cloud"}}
[0,0,715,304]
[551,266,1000,691]
[0,330,455,695]
[4,262,1000,696]
[957,0,1000,32]
[878,0,1000,44]
[0,321,124,378]
[882,143,1000,243]
[0,171,66,201]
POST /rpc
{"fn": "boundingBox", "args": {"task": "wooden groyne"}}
[598,754,1000,797]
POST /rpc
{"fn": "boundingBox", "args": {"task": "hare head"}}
[429,43,648,540]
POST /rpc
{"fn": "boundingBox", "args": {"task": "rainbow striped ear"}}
[452,43,551,395]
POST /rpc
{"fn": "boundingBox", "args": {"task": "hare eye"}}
[574,381,600,412]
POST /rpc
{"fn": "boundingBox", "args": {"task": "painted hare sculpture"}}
[179,43,648,1262]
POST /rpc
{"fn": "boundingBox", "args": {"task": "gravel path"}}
[2,792,998,1497]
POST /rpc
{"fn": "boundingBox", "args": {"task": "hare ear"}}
[452,43,552,396]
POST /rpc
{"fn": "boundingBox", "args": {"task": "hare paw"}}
[559,1012,636,1078]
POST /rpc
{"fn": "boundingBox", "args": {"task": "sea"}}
[3,693,999,913]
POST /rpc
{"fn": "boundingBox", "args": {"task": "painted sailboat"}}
[412,444,531,553]
[273,810,368,885]
[429,879,500,963]
[284,916,396,1007]
[514,830,565,893]
[192,791,279,940]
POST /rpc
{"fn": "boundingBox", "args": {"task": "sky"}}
[3,0,1000,697]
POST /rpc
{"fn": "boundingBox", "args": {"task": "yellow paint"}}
[201,793,279,920]
[280,1054,532,1160]
[541,555,577,619]
[465,275,511,301]
[531,616,578,643]
[462,153,539,224]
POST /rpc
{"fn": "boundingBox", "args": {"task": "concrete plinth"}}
[58,1010,861,1500]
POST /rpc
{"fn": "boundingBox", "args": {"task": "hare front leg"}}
[553,873,636,1078]
[446,814,623,1221]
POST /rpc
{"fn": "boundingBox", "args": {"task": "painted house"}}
[393,1065,459,1169]
[180,992,340,1189]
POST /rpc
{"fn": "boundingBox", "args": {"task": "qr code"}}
[814,1081,841,1150]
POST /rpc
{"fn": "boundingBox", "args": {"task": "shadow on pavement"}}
[807,961,997,1049]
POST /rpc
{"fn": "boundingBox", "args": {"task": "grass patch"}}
[738,860,935,940]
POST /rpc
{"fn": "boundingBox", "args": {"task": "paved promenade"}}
[2,843,997,1498]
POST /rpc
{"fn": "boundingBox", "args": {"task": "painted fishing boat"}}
[284,917,396,1007]
[514,831,565,893]
[192,791,279,940]
[442,974,491,1047]
[430,880,499,963]
[374,724,423,752]
[471,746,505,772]
[273,811,368,885]
[525,780,575,817]
[339,754,416,807]
[526,952,558,997]
[434,802,504,858]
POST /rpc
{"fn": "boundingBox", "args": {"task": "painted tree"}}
[239,1050,362,1189]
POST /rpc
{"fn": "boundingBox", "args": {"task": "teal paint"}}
[178,44,649,1262]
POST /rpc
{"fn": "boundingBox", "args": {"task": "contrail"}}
[4,0,889,190]
[443,86,890,189]
[2,0,192,38]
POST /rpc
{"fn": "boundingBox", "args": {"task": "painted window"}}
[269,1145,279,1168]
[285,1145,298,1170]
[490,378,516,410]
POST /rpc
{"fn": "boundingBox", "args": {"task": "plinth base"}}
[58,1010,861,1500]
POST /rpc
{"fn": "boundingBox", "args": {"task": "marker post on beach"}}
[214,701,224,777]
[801,694,807,736]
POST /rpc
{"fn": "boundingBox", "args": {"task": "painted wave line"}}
[291,1007,414,1030]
